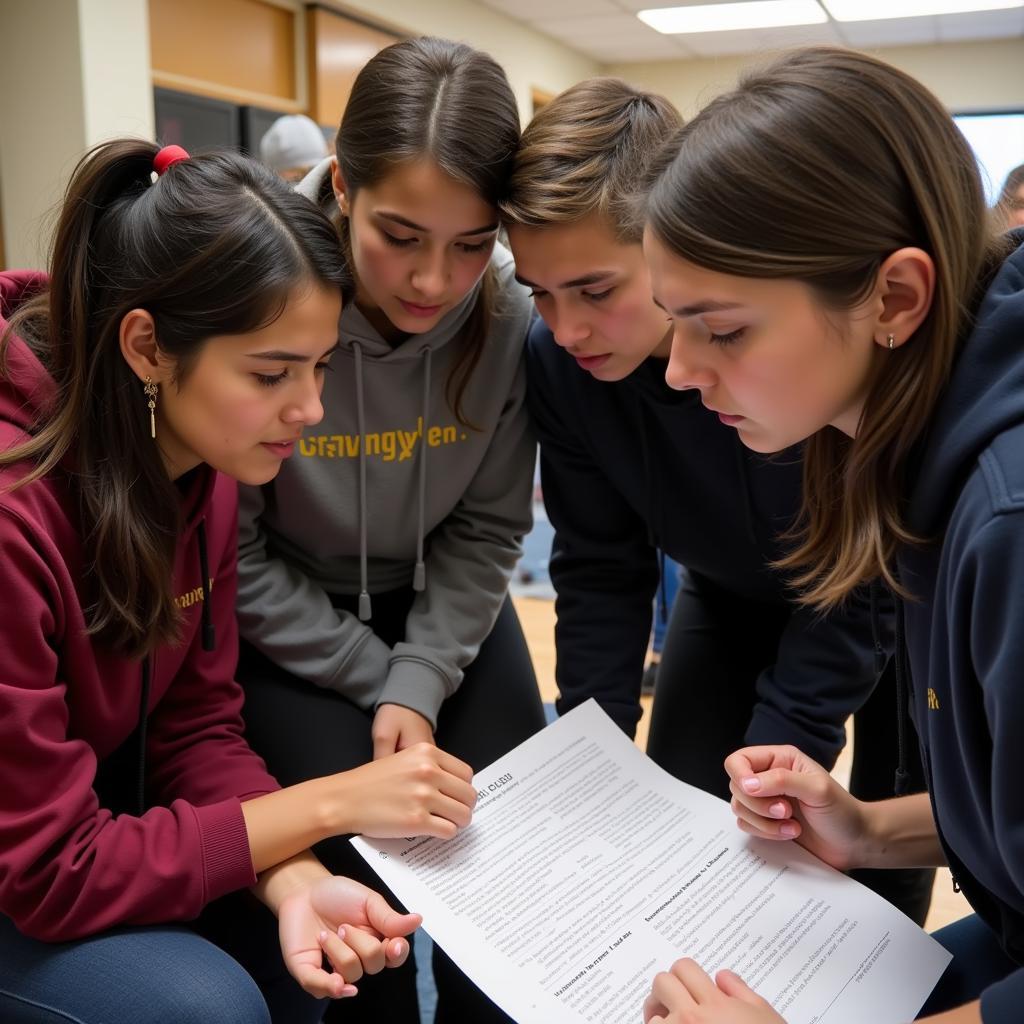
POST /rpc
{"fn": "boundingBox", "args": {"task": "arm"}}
[744,583,891,770]
[235,481,391,708]
[376,351,536,728]
[0,512,256,940]
[526,329,659,737]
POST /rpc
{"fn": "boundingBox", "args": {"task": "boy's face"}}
[507,213,672,382]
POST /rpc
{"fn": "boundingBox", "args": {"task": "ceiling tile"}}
[532,11,670,41]
[834,17,939,47]
[937,8,1024,43]
[480,0,620,18]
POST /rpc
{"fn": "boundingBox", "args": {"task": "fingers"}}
[364,890,422,938]
[669,958,719,1001]
[729,783,801,840]
[715,968,770,1007]
[385,935,411,968]
[650,966,695,1013]
[291,958,358,1000]
[434,746,475,783]
[318,928,364,983]
[642,991,669,1024]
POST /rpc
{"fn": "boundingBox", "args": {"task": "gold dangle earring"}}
[887,333,895,350]
[143,376,158,439]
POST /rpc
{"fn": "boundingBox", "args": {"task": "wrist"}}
[254,851,329,913]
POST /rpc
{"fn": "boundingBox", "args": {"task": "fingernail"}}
[337,926,346,940]
[769,802,786,818]
[319,931,328,943]
[742,777,761,793]
[780,823,798,837]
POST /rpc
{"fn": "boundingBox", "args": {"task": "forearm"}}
[856,792,946,869]
[919,1000,982,1024]
[242,775,356,875]
[252,849,330,914]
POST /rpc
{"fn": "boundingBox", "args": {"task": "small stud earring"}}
[143,376,158,439]
[887,333,895,350]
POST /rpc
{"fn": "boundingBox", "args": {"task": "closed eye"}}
[382,231,416,248]
[709,327,746,346]
[254,370,288,387]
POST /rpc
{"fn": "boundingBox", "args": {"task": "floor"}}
[510,594,972,935]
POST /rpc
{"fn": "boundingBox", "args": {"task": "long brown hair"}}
[0,139,351,657]
[331,36,521,424]
[645,47,1006,609]
[501,77,681,241]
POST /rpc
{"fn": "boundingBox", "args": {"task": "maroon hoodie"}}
[0,271,279,941]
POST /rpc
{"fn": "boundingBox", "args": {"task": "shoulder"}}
[488,241,532,324]
[978,421,1024,517]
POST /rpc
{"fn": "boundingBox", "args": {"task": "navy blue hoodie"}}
[526,319,888,767]
[897,236,1024,1022]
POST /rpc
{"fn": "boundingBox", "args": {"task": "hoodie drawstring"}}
[136,656,152,816]
[893,589,912,796]
[197,518,215,652]
[413,347,430,592]
[135,521,216,816]
[353,343,372,621]
[868,576,911,795]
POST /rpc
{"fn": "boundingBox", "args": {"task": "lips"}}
[574,353,611,372]
[399,299,444,318]
[260,439,299,457]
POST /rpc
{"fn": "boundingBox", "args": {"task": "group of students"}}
[0,33,1022,1024]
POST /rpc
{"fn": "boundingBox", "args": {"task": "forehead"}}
[508,213,637,282]
[642,229,812,312]
[359,158,495,231]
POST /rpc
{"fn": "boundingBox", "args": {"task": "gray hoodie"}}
[235,169,535,727]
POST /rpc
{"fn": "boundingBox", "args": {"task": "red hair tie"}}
[153,145,189,176]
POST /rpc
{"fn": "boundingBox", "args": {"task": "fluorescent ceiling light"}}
[823,0,1024,19]
[638,0,827,34]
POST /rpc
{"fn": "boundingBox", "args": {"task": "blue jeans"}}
[918,914,1018,1018]
[0,904,324,1024]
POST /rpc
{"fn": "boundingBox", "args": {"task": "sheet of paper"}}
[352,700,950,1024]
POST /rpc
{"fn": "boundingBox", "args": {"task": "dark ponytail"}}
[1,139,352,657]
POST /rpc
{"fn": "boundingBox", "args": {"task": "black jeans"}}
[237,591,547,1024]
[645,569,934,926]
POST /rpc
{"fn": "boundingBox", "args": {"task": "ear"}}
[119,309,170,384]
[330,157,350,217]
[873,247,935,350]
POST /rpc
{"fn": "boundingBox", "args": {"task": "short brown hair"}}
[501,78,681,242]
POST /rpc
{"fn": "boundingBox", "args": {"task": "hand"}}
[340,741,476,839]
[643,959,785,1024]
[373,703,435,760]
[277,874,420,1000]
[724,745,868,872]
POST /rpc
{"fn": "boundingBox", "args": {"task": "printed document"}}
[352,700,950,1023]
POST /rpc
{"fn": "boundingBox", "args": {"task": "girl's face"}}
[333,158,499,341]
[153,283,341,483]
[507,213,672,382]
[643,230,881,454]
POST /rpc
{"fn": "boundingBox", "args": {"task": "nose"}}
[665,326,716,392]
[283,373,325,427]
[411,248,448,301]
[547,298,591,349]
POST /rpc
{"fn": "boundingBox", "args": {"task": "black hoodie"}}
[896,236,1024,1022]
[526,318,889,767]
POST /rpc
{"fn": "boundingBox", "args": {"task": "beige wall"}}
[0,0,153,269]
[318,0,600,123]
[606,38,1024,119]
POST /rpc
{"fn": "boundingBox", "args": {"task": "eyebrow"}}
[652,297,745,317]
[247,342,340,363]
[377,211,499,236]
[515,270,617,291]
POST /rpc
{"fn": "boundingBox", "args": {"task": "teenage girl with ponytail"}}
[641,47,1024,1024]
[0,140,477,1024]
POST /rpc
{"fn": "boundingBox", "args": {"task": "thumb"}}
[715,969,768,1006]
[365,891,422,938]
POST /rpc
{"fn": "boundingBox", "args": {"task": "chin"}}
[735,426,797,455]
